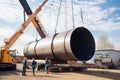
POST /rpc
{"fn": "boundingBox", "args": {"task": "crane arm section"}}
[4,0,48,50]
[19,0,48,38]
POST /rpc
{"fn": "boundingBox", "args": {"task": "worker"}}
[22,57,27,76]
[45,57,50,74]
[32,58,37,76]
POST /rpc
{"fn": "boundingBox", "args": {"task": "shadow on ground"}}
[0,71,19,76]
[28,75,60,78]
[75,69,120,80]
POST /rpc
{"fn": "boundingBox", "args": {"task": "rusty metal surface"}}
[24,27,95,61]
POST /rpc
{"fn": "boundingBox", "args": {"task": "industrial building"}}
[87,49,120,68]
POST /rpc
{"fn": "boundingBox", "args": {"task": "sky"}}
[0,0,120,55]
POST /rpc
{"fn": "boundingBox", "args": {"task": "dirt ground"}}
[0,63,120,80]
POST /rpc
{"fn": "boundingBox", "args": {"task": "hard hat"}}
[24,57,27,60]
[32,58,35,60]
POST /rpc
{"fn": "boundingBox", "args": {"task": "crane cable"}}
[23,9,38,40]
[64,0,67,31]
[54,0,62,34]
[71,0,75,29]
[81,9,83,22]
[79,0,83,23]
[50,0,54,6]
[23,10,26,22]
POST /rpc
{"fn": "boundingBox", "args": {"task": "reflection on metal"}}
[24,27,95,62]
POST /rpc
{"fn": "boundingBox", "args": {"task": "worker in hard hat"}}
[22,57,27,76]
[45,57,50,74]
[31,58,37,76]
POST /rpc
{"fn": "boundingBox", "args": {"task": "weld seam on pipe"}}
[25,45,32,59]
[51,34,58,59]
[34,40,39,58]
[64,30,72,59]
[26,41,35,59]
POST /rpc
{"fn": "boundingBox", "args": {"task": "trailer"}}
[87,49,120,69]
[37,61,87,72]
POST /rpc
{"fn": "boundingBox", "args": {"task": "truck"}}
[0,0,48,71]
[89,49,120,69]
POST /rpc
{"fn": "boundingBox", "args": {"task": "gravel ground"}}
[0,63,120,80]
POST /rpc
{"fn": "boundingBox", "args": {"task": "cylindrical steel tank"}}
[24,27,95,61]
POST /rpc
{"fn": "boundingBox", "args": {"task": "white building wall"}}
[110,50,120,66]
[87,50,120,66]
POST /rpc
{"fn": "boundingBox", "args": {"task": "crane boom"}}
[0,0,48,70]
[4,0,48,50]
[19,0,48,38]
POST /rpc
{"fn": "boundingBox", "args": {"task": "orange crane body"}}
[0,0,48,70]
[19,0,48,38]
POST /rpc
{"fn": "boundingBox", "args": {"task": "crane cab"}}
[0,50,17,71]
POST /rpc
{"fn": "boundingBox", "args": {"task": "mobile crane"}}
[22,0,96,72]
[0,0,48,70]
[19,0,48,38]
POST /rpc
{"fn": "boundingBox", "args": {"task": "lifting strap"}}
[71,0,75,29]
[64,0,67,31]
[23,10,26,22]
[81,9,84,22]
[54,0,62,34]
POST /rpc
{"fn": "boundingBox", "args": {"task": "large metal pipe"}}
[24,27,95,61]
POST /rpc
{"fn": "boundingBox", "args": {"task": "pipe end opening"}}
[71,27,95,61]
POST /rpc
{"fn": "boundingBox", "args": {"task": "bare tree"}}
[96,35,114,50]
[116,46,120,51]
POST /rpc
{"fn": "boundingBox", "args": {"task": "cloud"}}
[39,0,120,32]
[0,0,120,56]
[0,0,23,23]
[0,26,15,44]
[0,0,46,55]
[0,25,35,55]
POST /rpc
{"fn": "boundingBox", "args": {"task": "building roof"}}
[96,49,120,53]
